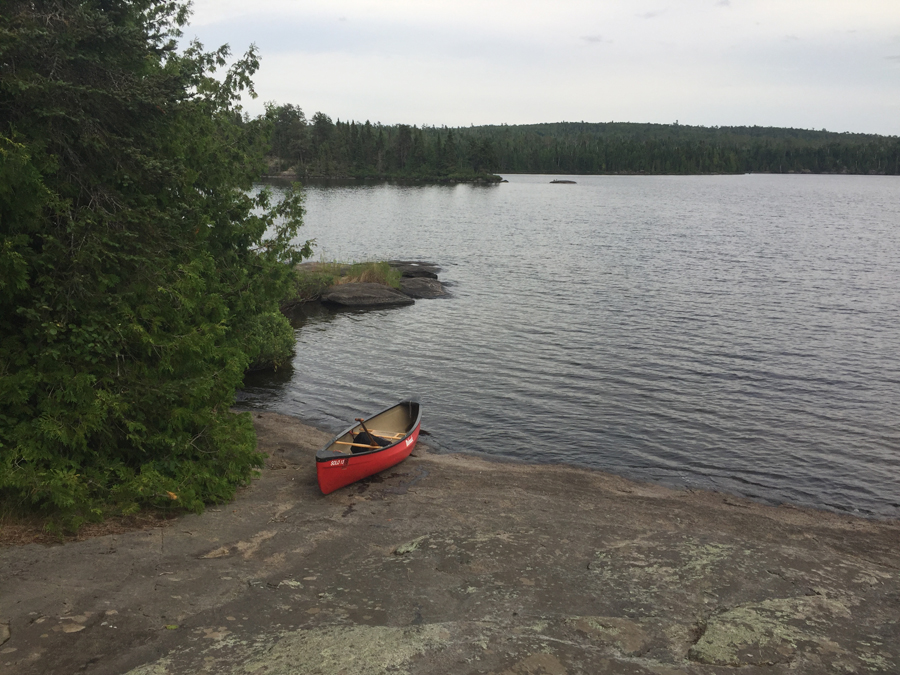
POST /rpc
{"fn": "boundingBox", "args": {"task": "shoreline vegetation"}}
[1,1,312,532]
[286,260,403,304]
[283,259,445,309]
[247,259,424,374]
[262,105,900,179]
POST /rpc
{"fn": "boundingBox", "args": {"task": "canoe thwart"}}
[355,429,404,439]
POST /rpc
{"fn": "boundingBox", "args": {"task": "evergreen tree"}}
[0,0,310,526]
[443,129,459,173]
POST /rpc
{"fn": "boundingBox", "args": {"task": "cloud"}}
[185,0,900,136]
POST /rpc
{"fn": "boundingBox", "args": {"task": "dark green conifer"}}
[0,0,310,527]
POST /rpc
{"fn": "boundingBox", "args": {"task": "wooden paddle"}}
[355,418,381,448]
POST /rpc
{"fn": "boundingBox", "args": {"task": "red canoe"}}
[316,401,422,494]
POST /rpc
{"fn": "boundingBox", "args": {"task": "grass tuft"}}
[286,260,402,304]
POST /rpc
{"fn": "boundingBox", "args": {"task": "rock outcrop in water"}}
[388,260,441,279]
[320,282,415,308]
[392,261,447,299]
[399,277,445,299]
[290,260,447,308]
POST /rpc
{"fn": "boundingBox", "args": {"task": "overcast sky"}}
[187,0,900,135]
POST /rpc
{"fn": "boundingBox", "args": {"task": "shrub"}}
[245,312,296,372]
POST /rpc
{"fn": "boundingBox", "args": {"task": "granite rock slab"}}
[320,282,415,307]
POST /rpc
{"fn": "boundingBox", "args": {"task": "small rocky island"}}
[288,260,447,309]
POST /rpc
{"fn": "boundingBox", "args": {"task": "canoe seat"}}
[351,431,392,454]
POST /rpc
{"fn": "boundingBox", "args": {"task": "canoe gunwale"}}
[315,400,421,462]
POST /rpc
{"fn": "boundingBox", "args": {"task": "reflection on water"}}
[239,174,900,519]
[281,299,341,327]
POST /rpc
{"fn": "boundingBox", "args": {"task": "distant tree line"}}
[264,107,900,178]
[265,105,500,181]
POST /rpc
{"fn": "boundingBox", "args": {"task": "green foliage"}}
[0,0,311,528]
[288,260,402,304]
[290,265,340,303]
[264,104,503,181]
[264,106,899,177]
[341,261,402,289]
[450,121,900,175]
[245,311,295,372]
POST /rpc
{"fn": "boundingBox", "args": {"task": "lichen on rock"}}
[568,616,650,655]
[239,624,448,675]
[688,596,851,667]
[394,535,428,555]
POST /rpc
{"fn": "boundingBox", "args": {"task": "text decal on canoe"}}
[405,437,414,447]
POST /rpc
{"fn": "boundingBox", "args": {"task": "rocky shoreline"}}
[290,260,448,309]
[2,412,899,675]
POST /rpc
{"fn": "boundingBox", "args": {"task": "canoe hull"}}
[316,401,421,495]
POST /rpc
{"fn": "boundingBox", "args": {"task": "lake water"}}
[240,174,900,519]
